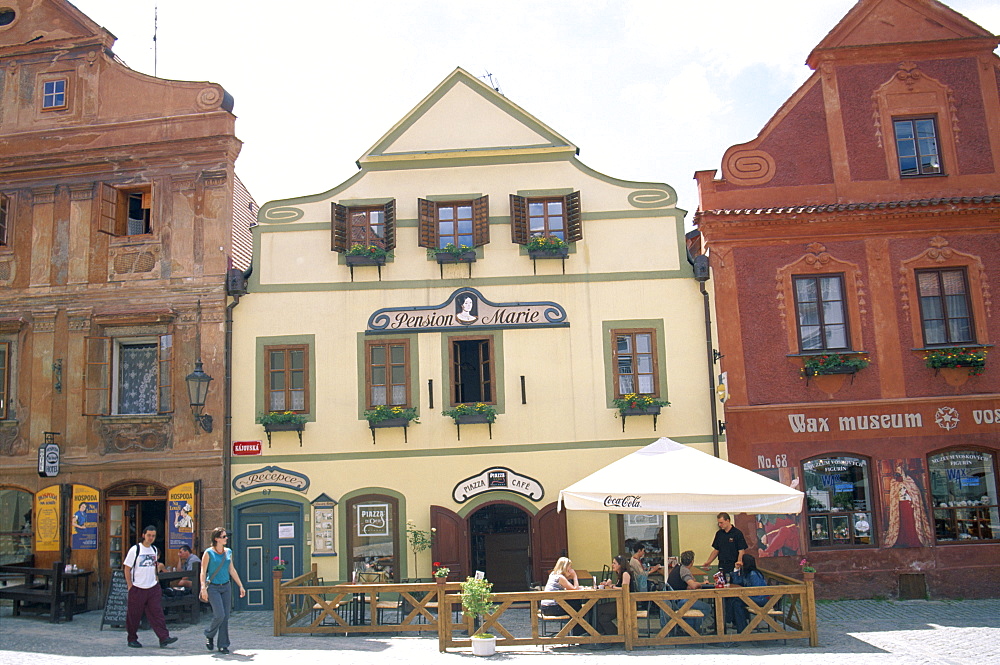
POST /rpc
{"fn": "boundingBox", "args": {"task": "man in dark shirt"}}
[702,512,748,576]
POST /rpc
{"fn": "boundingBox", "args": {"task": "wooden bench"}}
[158,563,202,624]
[0,562,75,623]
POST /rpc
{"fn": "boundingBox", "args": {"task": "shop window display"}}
[346,495,398,581]
[928,450,998,542]
[803,456,875,548]
[0,489,33,565]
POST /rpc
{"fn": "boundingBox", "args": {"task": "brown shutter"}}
[331,203,348,252]
[157,333,173,414]
[83,336,111,416]
[97,184,120,236]
[472,195,490,247]
[430,505,469,582]
[509,194,528,245]
[530,502,568,584]
[565,190,583,242]
[0,341,8,420]
[417,198,436,249]
[382,199,397,251]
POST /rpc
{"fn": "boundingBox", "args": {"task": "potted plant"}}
[800,353,870,377]
[257,411,307,446]
[924,347,987,376]
[345,243,391,266]
[406,520,434,578]
[613,393,669,416]
[272,556,287,579]
[799,558,816,581]
[460,576,496,656]
[365,404,419,429]
[433,562,450,584]
[430,243,477,263]
[525,235,569,259]
[442,403,497,424]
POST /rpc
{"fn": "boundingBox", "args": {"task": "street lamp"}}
[185,359,214,433]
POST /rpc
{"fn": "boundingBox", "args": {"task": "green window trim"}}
[255,335,317,422]
[601,319,668,409]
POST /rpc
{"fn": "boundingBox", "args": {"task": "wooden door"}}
[236,505,301,611]
[530,501,567,584]
[430,505,468,582]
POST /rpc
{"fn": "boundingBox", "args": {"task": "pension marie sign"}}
[367,288,568,334]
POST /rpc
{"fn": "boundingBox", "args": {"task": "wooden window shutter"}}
[566,190,583,242]
[83,336,111,416]
[0,341,8,420]
[331,203,348,252]
[157,333,173,414]
[98,184,120,236]
[417,198,437,249]
[509,194,528,245]
[472,195,490,247]
[382,199,397,251]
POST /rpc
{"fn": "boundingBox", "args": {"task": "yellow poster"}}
[35,485,61,552]
[168,482,196,549]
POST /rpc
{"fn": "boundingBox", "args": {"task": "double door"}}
[236,504,301,611]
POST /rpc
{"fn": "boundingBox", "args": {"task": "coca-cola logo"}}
[603,495,642,508]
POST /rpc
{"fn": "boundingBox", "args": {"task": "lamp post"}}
[186,359,214,433]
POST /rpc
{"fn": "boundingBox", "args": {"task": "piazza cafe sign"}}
[367,288,568,334]
[453,467,544,503]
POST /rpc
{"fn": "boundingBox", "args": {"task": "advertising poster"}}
[356,503,389,537]
[71,485,99,550]
[879,458,933,548]
[34,485,61,552]
[168,482,196,549]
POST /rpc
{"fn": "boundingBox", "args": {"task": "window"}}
[346,494,399,582]
[893,117,941,176]
[928,451,998,542]
[0,193,8,246]
[98,184,152,237]
[510,191,582,245]
[41,79,66,110]
[803,456,875,548]
[83,335,173,415]
[793,274,849,351]
[366,339,410,409]
[450,337,493,404]
[332,201,396,254]
[612,329,659,398]
[265,345,309,413]
[0,488,33,566]
[916,268,974,345]
[417,196,489,250]
[0,341,8,420]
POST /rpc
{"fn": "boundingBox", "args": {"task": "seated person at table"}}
[723,553,768,633]
[595,555,633,636]
[172,545,201,594]
[540,557,586,636]
[661,550,711,633]
[625,539,661,592]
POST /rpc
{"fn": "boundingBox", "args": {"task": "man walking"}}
[702,512,748,577]
[123,525,178,648]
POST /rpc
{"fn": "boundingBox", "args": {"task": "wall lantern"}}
[185,359,214,433]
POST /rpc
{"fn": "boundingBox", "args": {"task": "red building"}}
[695,0,999,599]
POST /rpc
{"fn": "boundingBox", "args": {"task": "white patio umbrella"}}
[558,437,803,515]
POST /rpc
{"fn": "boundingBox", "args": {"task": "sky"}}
[69,0,1000,224]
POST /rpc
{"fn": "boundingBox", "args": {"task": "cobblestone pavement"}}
[1,599,998,664]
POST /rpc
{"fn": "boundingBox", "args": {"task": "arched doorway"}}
[105,481,168,571]
[234,500,303,611]
[469,503,530,592]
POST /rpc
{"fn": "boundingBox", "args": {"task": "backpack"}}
[125,543,158,583]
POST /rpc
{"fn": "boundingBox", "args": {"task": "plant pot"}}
[802,571,815,581]
[345,255,386,266]
[436,250,477,263]
[455,413,492,424]
[937,366,972,387]
[273,569,285,579]
[527,247,569,259]
[369,417,411,429]
[620,406,661,416]
[471,635,497,657]
[435,576,447,585]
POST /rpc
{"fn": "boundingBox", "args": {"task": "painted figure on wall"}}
[751,465,802,557]
[880,459,933,548]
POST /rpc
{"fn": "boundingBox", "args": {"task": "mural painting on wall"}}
[168,482,196,550]
[71,485,98,550]
[752,465,801,558]
[879,459,933,548]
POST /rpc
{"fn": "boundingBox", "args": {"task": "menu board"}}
[313,506,336,555]
[100,570,128,630]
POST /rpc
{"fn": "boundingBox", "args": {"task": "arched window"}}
[0,488,33,565]
[346,494,399,582]
[803,455,876,548]
[928,450,998,542]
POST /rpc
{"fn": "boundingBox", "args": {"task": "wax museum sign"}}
[367,288,568,334]
[453,467,544,503]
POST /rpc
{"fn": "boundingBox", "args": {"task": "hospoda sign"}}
[367,288,568,335]
[453,467,544,503]
[232,466,309,493]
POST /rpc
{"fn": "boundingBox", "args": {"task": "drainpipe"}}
[223,265,251,525]
[690,251,720,459]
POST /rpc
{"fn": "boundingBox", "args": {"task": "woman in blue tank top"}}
[199,527,245,654]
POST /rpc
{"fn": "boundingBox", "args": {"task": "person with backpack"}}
[199,527,246,655]
[123,525,177,648]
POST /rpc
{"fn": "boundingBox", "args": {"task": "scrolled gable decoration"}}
[367,287,568,334]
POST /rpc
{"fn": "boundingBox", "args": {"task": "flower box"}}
[620,406,661,416]
[455,413,492,425]
[263,422,304,432]
[435,250,477,263]
[803,366,857,377]
[369,417,411,429]
[528,247,569,259]
[346,255,385,267]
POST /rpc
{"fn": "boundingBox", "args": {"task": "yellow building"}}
[230,68,718,610]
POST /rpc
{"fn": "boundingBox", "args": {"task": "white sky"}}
[70,0,1000,223]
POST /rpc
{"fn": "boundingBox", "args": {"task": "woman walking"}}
[199,527,246,654]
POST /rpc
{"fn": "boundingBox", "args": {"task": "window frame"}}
[434,201,475,249]
[332,200,396,253]
[448,335,495,406]
[0,193,9,246]
[611,328,661,400]
[364,339,411,410]
[83,333,174,416]
[41,78,67,111]
[264,344,310,414]
[98,184,153,238]
[417,196,489,250]
[892,116,942,177]
[0,341,9,420]
[345,494,400,583]
[927,448,999,544]
[803,454,878,551]
[510,191,582,245]
[914,267,975,347]
[792,273,851,352]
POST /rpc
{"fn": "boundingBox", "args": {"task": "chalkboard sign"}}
[100,569,128,630]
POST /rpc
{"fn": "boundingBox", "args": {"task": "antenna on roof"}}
[481,71,503,96]
[153,5,158,77]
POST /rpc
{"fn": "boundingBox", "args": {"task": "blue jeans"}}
[205,583,232,649]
